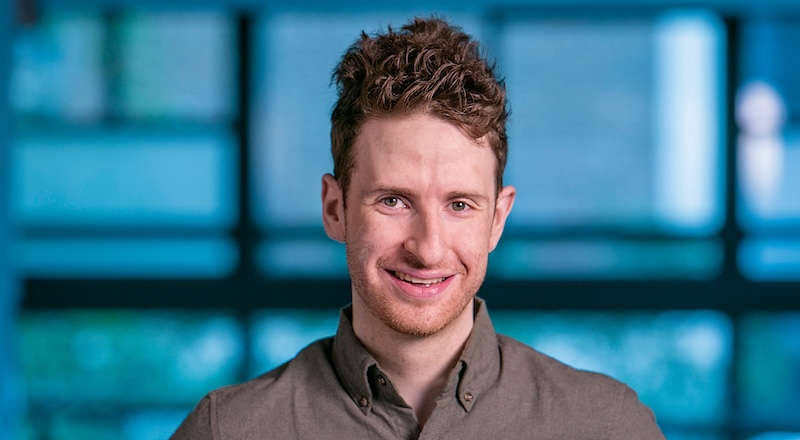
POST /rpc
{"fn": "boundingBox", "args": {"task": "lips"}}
[387,270,453,299]
[393,271,449,286]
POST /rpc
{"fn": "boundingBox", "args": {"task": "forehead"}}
[351,114,497,185]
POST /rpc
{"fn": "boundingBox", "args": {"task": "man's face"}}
[322,113,515,337]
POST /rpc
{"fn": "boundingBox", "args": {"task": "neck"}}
[352,301,474,427]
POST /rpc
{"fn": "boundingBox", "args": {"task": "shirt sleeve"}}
[170,395,216,440]
[609,385,666,440]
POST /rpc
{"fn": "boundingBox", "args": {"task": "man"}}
[172,17,665,439]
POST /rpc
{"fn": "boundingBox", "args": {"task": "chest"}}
[262,388,602,440]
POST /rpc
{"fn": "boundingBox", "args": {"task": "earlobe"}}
[321,173,346,243]
[489,185,516,252]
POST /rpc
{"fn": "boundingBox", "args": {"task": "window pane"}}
[660,430,726,440]
[17,310,244,406]
[256,237,347,279]
[739,239,800,281]
[19,237,237,278]
[22,409,188,440]
[490,238,723,280]
[501,11,724,234]
[491,310,732,426]
[736,19,800,230]
[117,12,237,121]
[12,130,238,228]
[11,12,105,122]
[122,410,190,440]
[738,313,800,428]
[250,309,339,376]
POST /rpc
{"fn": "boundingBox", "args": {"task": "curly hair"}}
[330,17,508,202]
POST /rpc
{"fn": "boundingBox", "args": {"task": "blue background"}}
[2,0,800,439]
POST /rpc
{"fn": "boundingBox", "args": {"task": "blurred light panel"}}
[501,10,724,234]
[250,309,339,377]
[491,310,732,426]
[738,313,800,428]
[738,239,800,281]
[19,237,237,278]
[659,429,726,440]
[22,410,189,440]
[737,19,800,231]
[117,12,237,121]
[11,12,106,122]
[490,238,723,280]
[653,11,725,233]
[122,411,192,440]
[256,238,347,279]
[12,130,238,228]
[739,19,800,124]
[17,310,244,406]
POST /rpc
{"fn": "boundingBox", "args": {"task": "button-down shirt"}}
[172,299,665,439]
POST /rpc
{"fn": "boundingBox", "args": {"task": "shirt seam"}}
[606,383,627,439]
[209,393,221,440]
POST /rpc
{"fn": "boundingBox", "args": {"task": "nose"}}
[403,208,447,267]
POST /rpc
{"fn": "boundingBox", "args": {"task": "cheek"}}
[453,217,493,245]
[447,223,493,265]
[345,213,400,255]
[458,243,490,271]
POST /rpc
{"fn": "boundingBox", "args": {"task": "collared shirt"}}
[171,299,665,439]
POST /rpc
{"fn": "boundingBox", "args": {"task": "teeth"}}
[394,272,446,286]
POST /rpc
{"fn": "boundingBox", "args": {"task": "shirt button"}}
[359,397,369,408]
[463,392,474,402]
[377,375,387,386]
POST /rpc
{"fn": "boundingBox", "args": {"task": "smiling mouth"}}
[392,271,449,287]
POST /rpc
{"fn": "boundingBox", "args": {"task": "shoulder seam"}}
[209,392,221,440]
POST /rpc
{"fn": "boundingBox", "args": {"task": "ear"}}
[488,185,516,252]
[321,173,346,243]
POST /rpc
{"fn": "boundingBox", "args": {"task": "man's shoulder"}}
[171,337,339,439]
[496,333,632,398]
[209,336,335,409]
[494,334,664,439]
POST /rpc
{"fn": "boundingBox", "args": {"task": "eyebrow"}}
[446,191,491,208]
[359,185,413,200]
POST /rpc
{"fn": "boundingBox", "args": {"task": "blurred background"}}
[1,0,799,438]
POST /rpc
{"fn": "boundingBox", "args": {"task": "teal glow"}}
[20,238,238,278]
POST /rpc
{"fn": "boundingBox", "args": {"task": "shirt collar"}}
[332,306,378,414]
[448,298,502,412]
[331,298,501,414]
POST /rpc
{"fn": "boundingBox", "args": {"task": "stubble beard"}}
[345,240,486,338]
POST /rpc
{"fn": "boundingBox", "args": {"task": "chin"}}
[362,286,475,338]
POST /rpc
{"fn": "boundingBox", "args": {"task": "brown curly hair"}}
[330,17,508,202]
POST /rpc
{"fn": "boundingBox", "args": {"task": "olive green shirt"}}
[172,299,665,439]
